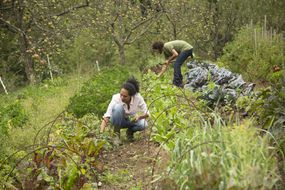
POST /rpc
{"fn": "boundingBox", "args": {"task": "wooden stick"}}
[281,33,285,81]
[0,76,8,94]
[47,54,53,81]
[264,15,267,38]
[96,60,100,72]
[254,28,257,56]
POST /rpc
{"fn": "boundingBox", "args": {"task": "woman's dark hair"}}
[122,76,140,96]
[152,41,164,53]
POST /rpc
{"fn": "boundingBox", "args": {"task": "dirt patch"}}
[98,133,170,190]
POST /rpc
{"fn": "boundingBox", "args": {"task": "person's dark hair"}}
[152,41,164,53]
[122,76,140,96]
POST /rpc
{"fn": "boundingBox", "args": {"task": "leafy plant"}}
[141,71,208,148]
[0,100,28,136]
[67,65,130,118]
[141,70,281,189]
[219,25,284,83]
[2,112,109,189]
[169,118,280,190]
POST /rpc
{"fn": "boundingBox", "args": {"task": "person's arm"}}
[157,64,168,77]
[134,113,149,122]
[134,95,150,122]
[157,49,178,77]
[100,95,117,132]
[164,49,178,65]
[100,117,110,133]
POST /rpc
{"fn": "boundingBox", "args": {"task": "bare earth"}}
[98,133,173,190]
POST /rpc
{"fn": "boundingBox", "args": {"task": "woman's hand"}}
[134,115,141,122]
[134,114,149,122]
[100,117,109,133]
[157,63,168,77]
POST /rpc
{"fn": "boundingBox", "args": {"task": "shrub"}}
[219,25,284,83]
[67,66,130,118]
[0,100,28,136]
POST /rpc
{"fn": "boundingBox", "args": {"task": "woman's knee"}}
[136,119,148,131]
[111,104,125,125]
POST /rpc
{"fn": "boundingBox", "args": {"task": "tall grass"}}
[0,73,91,154]
[170,116,280,190]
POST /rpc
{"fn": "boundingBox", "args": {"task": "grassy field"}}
[0,73,92,153]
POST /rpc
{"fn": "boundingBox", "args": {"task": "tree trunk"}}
[212,2,220,60]
[118,44,126,65]
[16,0,35,84]
[18,33,35,84]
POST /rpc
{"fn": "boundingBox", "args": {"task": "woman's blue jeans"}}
[111,104,148,135]
[173,49,193,87]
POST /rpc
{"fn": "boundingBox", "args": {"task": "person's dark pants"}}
[173,49,193,87]
[111,104,148,136]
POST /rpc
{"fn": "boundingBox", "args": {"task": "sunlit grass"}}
[3,73,92,151]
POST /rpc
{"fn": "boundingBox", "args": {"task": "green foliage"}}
[0,74,91,188]
[0,100,29,187]
[101,169,132,185]
[56,29,116,74]
[219,25,284,82]
[1,112,109,189]
[64,164,79,190]
[0,100,28,136]
[236,95,264,117]
[143,70,281,189]
[236,84,285,133]
[67,66,130,118]
[168,118,280,190]
[0,30,25,89]
[125,41,157,72]
[141,71,208,148]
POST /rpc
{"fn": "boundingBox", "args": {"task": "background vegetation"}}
[1,0,284,189]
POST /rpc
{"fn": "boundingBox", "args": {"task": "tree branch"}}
[125,16,157,45]
[124,12,161,44]
[51,0,89,17]
[110,14,121,47]
[0,17,25,35]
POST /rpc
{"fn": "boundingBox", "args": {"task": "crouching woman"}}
[100,77,149,142]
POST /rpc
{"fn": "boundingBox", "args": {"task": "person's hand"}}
[100,117,109,133]
[157,64,168,78]
[134,115,141,122]
[164,60,170,65]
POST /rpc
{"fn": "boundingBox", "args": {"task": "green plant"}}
[141,70,281,189]
[101,169,132,185]
[0,100,28,136]
[219,25,284,83]
[1,112,109,189]
[169,118,280,190]
[67,65,130,118]
[141,71,208,148]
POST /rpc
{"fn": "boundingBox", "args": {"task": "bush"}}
[0,100,28,136]
[67,66,130,118]
[219,25,284,83]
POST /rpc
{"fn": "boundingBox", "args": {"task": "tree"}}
[89,0,161,65]
[0,0,89,84]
